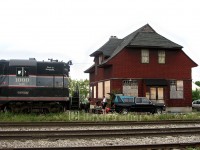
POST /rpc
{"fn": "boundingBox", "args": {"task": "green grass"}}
[1,111,200,122]
[187,148,200,150]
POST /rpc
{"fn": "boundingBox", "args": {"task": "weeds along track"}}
[1,120,200,149]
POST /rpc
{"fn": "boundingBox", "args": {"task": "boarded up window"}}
[141,49,149,63]
[170,80,183,99]
[98,82,103,98]
[123,80,138,96]
[177,80,183,91]
[158,87,164,99]
[93,86,96,98]
[150,88,156,99]
[104,80,110,98]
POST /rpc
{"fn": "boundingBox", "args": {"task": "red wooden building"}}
[85,24,198,112]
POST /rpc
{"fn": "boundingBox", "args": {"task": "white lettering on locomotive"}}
[46,66,55,71]
[17,91,29,95]
[16,78,30,83]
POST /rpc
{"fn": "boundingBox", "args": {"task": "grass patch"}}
[1,111,200,122]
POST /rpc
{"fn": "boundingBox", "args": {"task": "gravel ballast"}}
[1,123,200,148]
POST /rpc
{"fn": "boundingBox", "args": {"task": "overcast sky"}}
[0,0,200,81]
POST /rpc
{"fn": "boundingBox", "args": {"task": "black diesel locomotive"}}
[0,58,72,113]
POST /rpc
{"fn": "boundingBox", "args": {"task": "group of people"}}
[80,95,108,114]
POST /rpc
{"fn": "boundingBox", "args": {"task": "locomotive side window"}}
[16,67,29,77]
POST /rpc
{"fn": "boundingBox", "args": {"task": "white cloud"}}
[0,0,200,80]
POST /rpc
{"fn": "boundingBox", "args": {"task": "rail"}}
[1,120,200,127]
[1,121,200,149]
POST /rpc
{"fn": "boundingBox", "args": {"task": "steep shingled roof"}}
[90,36,123,57]
[128,25,182,48]
[99,24,183,66]
[84,64,95,73]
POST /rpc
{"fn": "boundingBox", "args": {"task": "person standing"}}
[102,96,107,114]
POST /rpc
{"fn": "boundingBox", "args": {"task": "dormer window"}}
[141,49,149,63]
[99,55,103,64]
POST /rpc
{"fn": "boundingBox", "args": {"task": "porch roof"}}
[144,79,168,86]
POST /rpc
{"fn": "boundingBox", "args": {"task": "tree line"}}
[69,78,89,102]
[193,81,200,101]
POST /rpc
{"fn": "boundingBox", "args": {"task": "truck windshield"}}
[117,96,123,103]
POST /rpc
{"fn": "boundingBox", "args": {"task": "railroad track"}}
[4,142,200,150]
[1,120,200,127]
[1,127,200,140]
[1,120,200,149]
